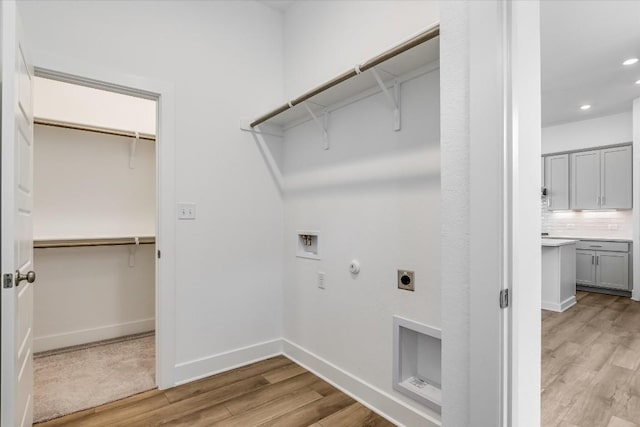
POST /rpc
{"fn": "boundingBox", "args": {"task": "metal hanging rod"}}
[34,118,156,141]
[249,24,440,128]
[34,236,155,249]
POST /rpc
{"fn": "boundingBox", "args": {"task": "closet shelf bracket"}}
[129,236,139,267]
[371,68,401,131]
[130,132,139,169]
[302,102,329,150]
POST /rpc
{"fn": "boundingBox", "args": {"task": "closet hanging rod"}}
[34,236,155,249]
[249,24,440,128]
[34,118,156,141]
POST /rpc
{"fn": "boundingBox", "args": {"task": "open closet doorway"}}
[539,1,640,425]
[31,76,159,423]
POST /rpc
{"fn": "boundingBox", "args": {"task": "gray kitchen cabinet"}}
[571,150,600,210]
[569,145,632,210]
[576,250,597,286]
[545,154,570,210]
[600,145,632,209]
[575,240,631,291]
[596,251,629,290]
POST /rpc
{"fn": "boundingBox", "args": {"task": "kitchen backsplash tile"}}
[541,196,632,238]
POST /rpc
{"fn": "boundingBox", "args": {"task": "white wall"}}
[19,0,285,382]
[280,2,441,424]
[33,245,155,352]
[32,124,155,352]
[439,2,469,425]
[33,125,155,239]
[282,69,440,425]
[542,111,632,154]
[34,77,156,135]
[283,0,439,98]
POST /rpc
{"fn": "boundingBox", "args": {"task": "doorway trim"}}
[32,53,176,389]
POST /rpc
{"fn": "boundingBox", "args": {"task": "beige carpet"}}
[34,333,156,423]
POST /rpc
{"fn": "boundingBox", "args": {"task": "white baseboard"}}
[33,318,155,353]
[542,296,576,313]
[281,339,441,427]
[174,339,283,385]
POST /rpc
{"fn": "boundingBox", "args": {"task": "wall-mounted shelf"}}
[35,118,156,141]
[242,24,440,135]
[34,236,155,249]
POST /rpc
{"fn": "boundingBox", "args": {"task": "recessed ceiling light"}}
[636,79,640,85]
[623,58,639,66]
[580,104,591,110]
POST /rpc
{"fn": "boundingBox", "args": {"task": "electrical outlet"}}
[177,203,196,220]
[397,270,415,291]
[318,272,326,289]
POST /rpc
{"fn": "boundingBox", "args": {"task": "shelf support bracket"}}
[371,68,401,131]
[129,131,139,169]
[302,102,329,150]
[129,236,139,267]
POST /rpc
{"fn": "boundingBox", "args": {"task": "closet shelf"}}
[34,118,156,141]
[245,23,440,130]
[34,236,155,249]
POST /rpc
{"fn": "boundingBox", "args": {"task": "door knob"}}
[15,270,36,286]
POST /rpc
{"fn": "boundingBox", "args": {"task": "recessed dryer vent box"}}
[296,231,320,260]
[392,316,442,413]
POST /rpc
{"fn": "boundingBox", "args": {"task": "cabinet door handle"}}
[589,245,602,248]
[592,255,594,264]
[596,255,599,265]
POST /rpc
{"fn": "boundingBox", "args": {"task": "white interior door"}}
[1,1,36,426]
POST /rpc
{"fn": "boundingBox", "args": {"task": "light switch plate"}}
[177,203,196,220]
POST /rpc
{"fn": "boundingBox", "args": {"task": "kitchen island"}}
[542,238,578,312]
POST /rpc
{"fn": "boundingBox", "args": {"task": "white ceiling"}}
[541,0,640,127]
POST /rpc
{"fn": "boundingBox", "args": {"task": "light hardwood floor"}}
[543,291,640,427]
[34,355,395,427]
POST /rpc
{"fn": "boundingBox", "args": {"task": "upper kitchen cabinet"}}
[545,154,570,210]
[571,150,601,210]
[600,145,632,209]
[570,145,632,210]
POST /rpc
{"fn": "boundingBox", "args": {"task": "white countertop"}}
[542,238,579,247]
[543,235,632,243]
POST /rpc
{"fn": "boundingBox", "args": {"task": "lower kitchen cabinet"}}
[575,240,631,291]
[596,251,629,290]
[576,250,597,286]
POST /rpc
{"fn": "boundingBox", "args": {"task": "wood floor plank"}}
[155,403,231,427]
[606,416,638,427]
[94,389,164,413]
[164,356,292,403]
[211,389,323,427]
[35,357,398,427]
[34,406,96,427]
[262,363,307,384]
[317,402,394,427]
[109,375,269,427]
[308,378,342,397]
[542,292,640,427]
[258,390,355,427]
[51,392,171,427]
[224,372,319,415]
[610,345,640,371]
